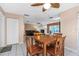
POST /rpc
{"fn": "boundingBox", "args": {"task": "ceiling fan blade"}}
[42,7,47,12]
[51,3,60,8]
[31,3,44,6]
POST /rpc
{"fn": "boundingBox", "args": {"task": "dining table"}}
[34,35,56,56]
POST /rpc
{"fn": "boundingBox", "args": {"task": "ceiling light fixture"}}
[43,3,51,9]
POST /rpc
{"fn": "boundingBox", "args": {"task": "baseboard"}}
[65,47,79,56]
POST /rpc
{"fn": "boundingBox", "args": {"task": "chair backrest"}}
[34,33,41,40]
[61,36,66,56]
[55,36,64,56]
[53,33,62,37]
[62,36,66,46]
[61,36,66,49]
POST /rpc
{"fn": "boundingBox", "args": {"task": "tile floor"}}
[0,44,26,56]
[0,43,76,56]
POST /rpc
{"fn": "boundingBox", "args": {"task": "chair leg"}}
[62,47,64,56]
[27,51,28,56]
[36,54,40,56]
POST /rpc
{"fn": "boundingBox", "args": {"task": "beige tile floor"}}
[0,44,77,56]
[0,44,26,56]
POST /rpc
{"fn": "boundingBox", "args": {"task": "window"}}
[47,22,60,34]
[49,25,59,33]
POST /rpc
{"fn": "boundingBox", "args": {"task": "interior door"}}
[7,18,19,45]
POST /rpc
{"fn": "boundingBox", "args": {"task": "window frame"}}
[47,22,61,33]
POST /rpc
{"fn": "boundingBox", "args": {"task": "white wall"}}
[19,17,24,44]
[77,13,79,51]
[60,6,79,52]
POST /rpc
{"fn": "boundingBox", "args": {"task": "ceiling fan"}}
[31,3,60,12]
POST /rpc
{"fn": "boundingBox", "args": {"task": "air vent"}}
[24,14,29,16]
[27,21,30,22]
[49,17,53,19]
[37,22,40,24]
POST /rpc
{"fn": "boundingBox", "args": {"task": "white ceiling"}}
[0,3,79,25]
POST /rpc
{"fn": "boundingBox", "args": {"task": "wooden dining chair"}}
[34,33,44,47]
[25,36,43,56]
[53,33,62,37]
[61,36,66,56]
[47,36,65,56]
[47,35,57,48]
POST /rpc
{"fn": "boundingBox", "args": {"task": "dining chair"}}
[47,36,65,56]
[61,36,66,56]
[53,33,62,37]
[25,36,43,56]
[47,35,57,48]
[49,33,62,47]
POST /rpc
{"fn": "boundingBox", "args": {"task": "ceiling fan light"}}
[43,3,51,9]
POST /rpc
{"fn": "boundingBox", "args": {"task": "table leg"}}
[43,44,46,56]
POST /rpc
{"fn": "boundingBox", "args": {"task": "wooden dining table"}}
[34,35,56,56]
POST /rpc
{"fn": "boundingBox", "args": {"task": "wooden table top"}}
[34,35,56,56]
[34,35,56,45]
